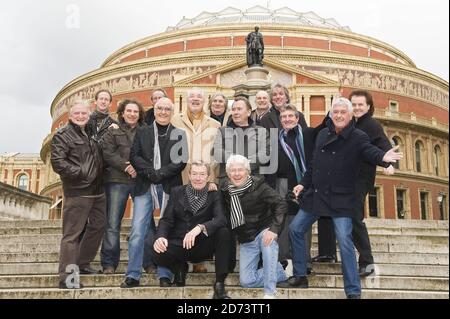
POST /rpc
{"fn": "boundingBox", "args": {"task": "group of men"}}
[50,83,402,299]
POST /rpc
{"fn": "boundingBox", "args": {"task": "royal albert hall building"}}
[40,6,449,221]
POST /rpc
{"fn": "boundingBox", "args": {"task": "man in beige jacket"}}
[171,88,221,185]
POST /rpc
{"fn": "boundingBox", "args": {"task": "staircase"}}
[0,219,448,299]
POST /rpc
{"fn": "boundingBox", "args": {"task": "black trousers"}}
[152,227,231,282]
[317,180,374,266]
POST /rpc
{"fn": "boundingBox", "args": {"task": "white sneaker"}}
[263,294,276,299]
[285,259,293,277]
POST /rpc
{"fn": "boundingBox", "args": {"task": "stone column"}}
[30,164,37,193]
[7,162,14,186]
[405,130,414,171]
[426,137,434,175]
[304,95,311,126]
[443,141,449,178]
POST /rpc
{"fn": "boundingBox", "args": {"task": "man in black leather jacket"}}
[51,100,106,289]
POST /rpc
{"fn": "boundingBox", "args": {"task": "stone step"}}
[0,249,447,265]
[0,218,447,230]
[1,249,449,276]
[0,273,447,291]
[0,239,447,254]
[0,225,447,237]
[0,232,447,247]
[0,286,447,299]
[312,263,449,278]
[364,219,449,229]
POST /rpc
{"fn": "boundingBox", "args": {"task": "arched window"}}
[17,174,29,191]
[391,136,403,170]
[415,140,424,173]
[434,145,441,176]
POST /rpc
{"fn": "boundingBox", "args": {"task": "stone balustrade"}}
[0,181,52,220]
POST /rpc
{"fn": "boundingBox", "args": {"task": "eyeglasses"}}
[155,106,172,113]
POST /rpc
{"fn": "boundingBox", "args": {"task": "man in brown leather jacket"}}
[51,100,106,289]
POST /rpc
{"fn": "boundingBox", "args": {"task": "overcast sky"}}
[0,0,448,154]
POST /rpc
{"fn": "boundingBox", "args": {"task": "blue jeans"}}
[239,229,287,295]
[101,183,135,270]
[289,209,361,296]
[125,185,172,281]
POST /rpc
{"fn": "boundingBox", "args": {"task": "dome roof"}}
[167,6,351,32]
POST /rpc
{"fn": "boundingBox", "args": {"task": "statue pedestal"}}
[245,66,270,86]
[233,66,271,106]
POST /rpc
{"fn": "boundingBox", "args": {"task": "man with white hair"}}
[278,97,403,299]
[221,154,288,299]
[122,97,188,288]
[51,101,106,289]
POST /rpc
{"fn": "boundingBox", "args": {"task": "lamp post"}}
[437,192,445,220]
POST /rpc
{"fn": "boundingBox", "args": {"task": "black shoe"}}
[306,267,314,276]
[213,282,231,299]
[59,280,84,289]
[173,263,188,287]
[347,294,361,299]
[159,277,172,287]
[79,266,100,275]
[228,260,237,273]
[359,264,375,277]
[120,277,140,288]
[311,255,337,263]
[277,276,308,288]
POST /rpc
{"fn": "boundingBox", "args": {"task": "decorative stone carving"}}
[296,65,449,108]
[52,66,216,121]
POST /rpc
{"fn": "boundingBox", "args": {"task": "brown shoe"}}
[192,263,207,273]
[103,267,115,275]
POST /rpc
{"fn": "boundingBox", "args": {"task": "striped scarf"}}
[228,176,253,229]
[279,125,307,183]
[185,183,208,215]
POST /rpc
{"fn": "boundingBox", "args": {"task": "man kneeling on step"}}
[153,162,232,299]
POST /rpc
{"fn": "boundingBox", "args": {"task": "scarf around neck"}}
[227,176,253,229]
[185,183,209,215]
[279,125,307,183]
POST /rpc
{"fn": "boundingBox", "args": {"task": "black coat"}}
[355,113,392,188]
[86,111,117,145]
[221,176,288,244]
[300,121,389,219]
[130,123,188,196]
[144,108,155,126]
[266,122,325,190]
[156,186,227,246]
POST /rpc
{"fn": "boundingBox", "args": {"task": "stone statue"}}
[246,26,264,67]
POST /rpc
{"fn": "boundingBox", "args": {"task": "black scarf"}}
[185,183,209,215]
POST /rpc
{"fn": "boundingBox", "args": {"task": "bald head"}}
[154,97,174,126]
[255,90,270,111]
